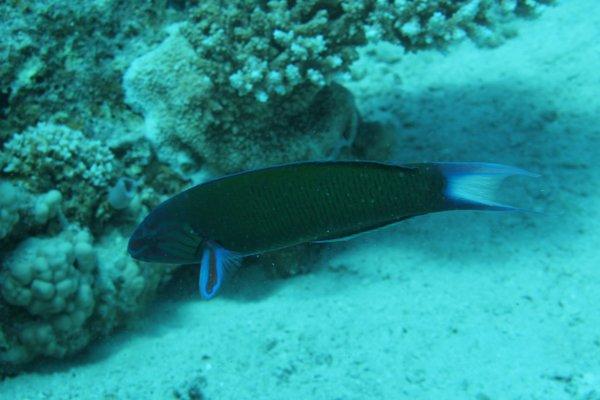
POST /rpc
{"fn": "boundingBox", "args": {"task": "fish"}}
[127,161,537,299]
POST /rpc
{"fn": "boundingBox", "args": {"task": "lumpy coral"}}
[1,228,97,362]
[0,182,29,240]
[0,122,184,373]
[0,179,64,247]
[0,226,172,368]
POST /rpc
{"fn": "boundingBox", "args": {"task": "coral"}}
[123,0,372,173]
[0,122,184,372]
[0,1,181,140]
[0,180,63,247]
[124,0,553,173]
[0,1,187,373]
[93,231,175,336]
[182,1,369,106]
[0,227,98,364]
[0,226,173,369]
[1,229,95,318]
[124,21,359,174]
[372,0,555,49]
[0,181,26,240]
[0,123,184,248]
[0,123,118,229]
[2,123,116,189]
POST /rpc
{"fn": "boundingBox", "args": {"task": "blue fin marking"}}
[198,245,241,300]
[435,162,539,211]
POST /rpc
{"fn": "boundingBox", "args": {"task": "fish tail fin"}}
[199,244,241,300]
[435,162,539,211]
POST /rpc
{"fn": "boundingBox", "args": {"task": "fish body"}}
[128,161,535,299]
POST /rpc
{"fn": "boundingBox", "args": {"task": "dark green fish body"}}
[181,162,446,254]
[128,161,535,299]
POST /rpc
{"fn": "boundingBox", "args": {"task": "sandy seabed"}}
[1,0,599,399]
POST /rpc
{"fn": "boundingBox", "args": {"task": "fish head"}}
[127,201,204,264]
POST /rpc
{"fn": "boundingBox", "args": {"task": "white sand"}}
[2,0,599,399]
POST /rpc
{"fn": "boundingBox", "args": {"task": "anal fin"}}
[199,244,241,300]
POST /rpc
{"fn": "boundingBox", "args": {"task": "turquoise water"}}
[1,1,599,399]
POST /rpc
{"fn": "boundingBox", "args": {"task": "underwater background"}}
[1,0,598,399]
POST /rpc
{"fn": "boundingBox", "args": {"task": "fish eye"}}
[142,216,160,234]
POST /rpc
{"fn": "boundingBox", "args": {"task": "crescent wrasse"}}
[128,161,537,299]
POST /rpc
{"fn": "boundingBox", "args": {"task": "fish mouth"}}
[127,223,157,261]
[127,235,151,260]
[127,227,201,264]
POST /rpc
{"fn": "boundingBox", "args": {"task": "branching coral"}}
[0,122,184,236]
[124,21,360,174]
[0,123,118,230]
[124,0,554,173]
[372,0,555,49]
